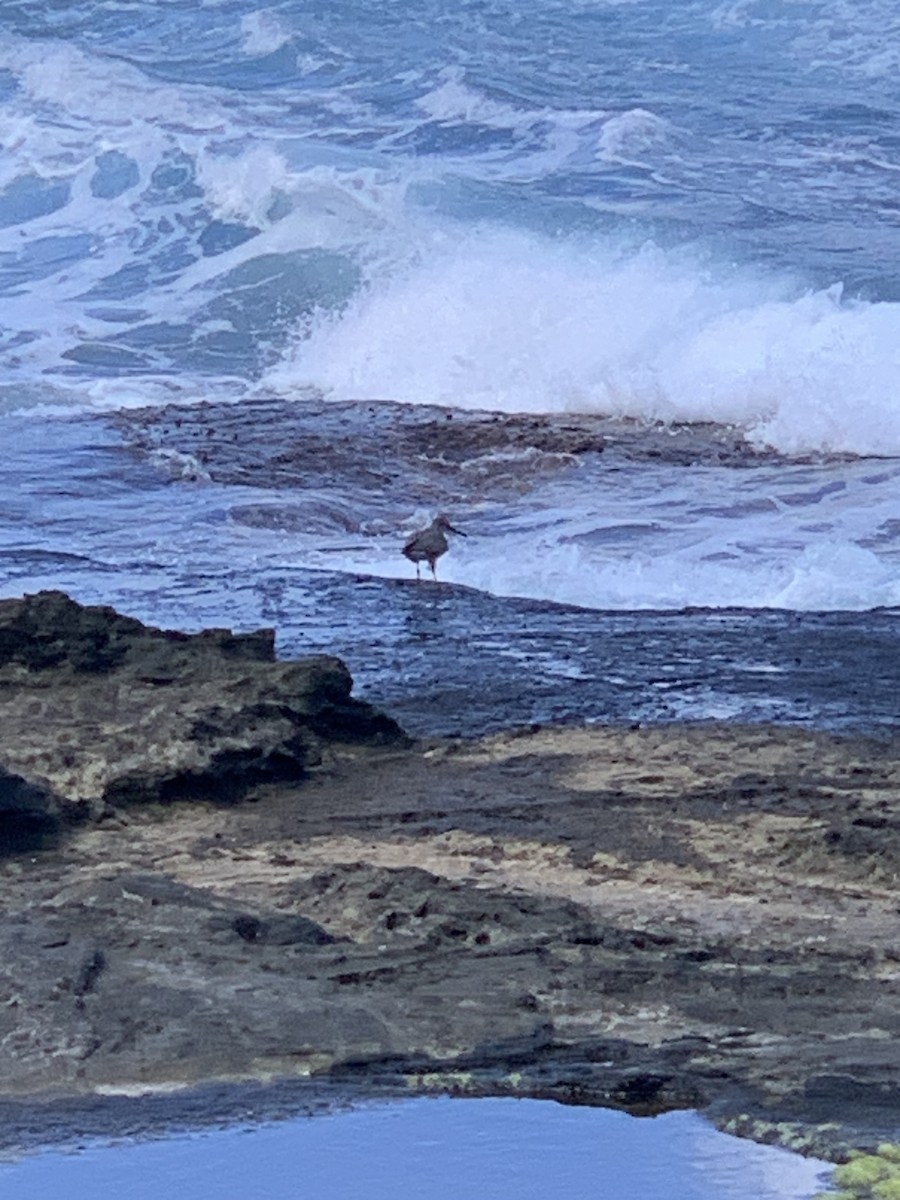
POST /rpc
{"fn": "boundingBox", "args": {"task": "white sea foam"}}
[195,145,293,226]
[0,32,409,380]
[416,67,541,131]
[415,65,607,149]
[11,40,220,134]
[791,1,900,77]
[267,226,900,457]
[504,517,893,611]
[708,1,770,30]
[595,109,671,162]
[240,9,293,56]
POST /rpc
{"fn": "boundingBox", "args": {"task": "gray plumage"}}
[402,514,466,581]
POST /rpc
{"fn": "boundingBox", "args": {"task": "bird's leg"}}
[415,562,421,582]
[430,559,438,581]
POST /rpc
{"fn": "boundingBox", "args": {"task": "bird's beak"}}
[448,524,466,536]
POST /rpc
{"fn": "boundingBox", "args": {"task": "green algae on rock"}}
[814,1144,900,1200]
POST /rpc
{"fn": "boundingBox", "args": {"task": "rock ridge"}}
[0,591,403,844]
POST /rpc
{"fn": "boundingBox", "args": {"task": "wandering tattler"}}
[402,515,466,581]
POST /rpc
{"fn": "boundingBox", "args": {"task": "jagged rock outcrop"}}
[0,591,403,828]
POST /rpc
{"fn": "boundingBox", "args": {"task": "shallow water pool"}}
[0,1096,830,1200]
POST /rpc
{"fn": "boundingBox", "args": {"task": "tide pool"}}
[0,1097,830,1200]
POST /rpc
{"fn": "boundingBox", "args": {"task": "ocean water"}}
[2,0,900,612]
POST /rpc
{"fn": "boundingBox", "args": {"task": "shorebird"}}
[402,514,466,581]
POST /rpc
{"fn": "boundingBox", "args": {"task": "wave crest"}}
[266,230,900,456]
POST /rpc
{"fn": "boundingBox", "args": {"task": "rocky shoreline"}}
[2,592,900,1159]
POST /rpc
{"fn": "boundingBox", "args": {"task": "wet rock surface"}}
[2,671,900,1156]
[270,572,900,739]
[113,395,786,509]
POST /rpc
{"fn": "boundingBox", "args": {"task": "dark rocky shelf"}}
[1,593,899,1161]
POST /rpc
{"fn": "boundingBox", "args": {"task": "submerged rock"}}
[0,590,403,822]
